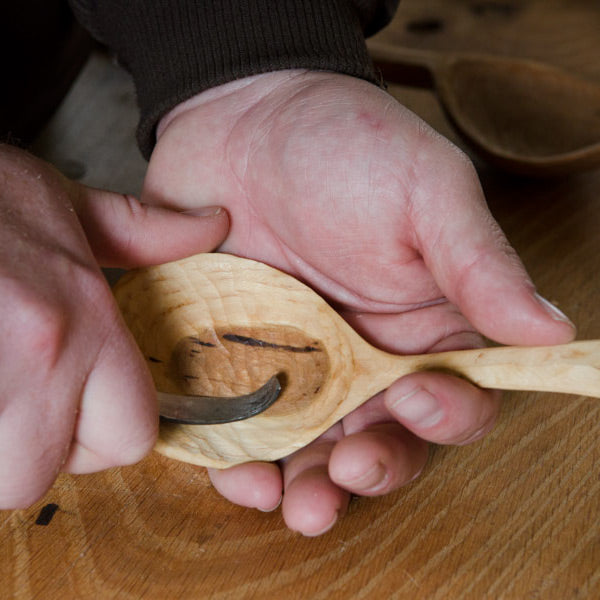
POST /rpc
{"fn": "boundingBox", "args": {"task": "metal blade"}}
[157,375,282,425]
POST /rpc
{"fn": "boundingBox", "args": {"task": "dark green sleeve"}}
[68,0,399,159]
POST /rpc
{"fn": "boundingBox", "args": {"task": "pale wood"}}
[367,40,600,176]
[3,2,600,599]
[114,254,600,468]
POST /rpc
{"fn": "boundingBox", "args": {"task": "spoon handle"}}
[379,340,600,398]
[336,341,600,426]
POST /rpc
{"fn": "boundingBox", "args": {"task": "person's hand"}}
[0,144,228,508]
[143,70,576,535]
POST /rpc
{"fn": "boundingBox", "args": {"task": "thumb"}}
[72,185,229,268]
[414,162,575,346]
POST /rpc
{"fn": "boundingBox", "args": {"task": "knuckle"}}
[8,290,68,370]
[0,260,118,380]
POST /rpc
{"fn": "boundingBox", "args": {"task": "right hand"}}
[144,70,576,535]
[0,144,229,508]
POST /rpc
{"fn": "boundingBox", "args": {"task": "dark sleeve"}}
[68,0,399,159]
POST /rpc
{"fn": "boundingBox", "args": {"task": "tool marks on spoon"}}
[153,326,331,419]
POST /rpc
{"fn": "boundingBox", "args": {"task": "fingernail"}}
[180,206,223,217]
[301,512,339,537]
[257,494,282,513]
[389,387,444,428]
[408,465,425,483]
[457,424,490,446]
[338,462,388,494]
[534,293,574,327]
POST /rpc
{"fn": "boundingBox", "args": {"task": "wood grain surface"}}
[3,1,600,598]
[114,253,600,468]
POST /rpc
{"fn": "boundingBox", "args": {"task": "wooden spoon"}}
[368,41,600,176]
[113,253,600,468]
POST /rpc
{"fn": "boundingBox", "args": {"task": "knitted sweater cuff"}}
[71,0,381,159]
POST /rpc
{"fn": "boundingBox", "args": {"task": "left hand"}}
[142,70,575,536]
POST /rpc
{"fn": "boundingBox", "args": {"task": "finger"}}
[412,155,575,346]
[280,426,350,536]
[384,371,501,446]
[341,301,481,355]
[339,305,500,446]
[71,186,229,268]
[208,463,283,512]
[62,320,158,474]
[329,423,428,496]
[0,280,82,507]
[0,388,75,508]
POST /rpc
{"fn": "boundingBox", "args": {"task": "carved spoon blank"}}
[113,253,600,468]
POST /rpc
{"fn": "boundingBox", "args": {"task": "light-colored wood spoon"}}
[367,41,600,176]
[113,253,600,468]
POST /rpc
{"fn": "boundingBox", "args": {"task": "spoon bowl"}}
[368,42,600,176]
[114,254,600,468]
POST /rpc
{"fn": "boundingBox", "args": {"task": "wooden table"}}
[3,2,600,597]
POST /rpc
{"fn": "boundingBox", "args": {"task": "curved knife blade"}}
[157,375,282,425]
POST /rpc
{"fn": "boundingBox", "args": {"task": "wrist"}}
[157,70,307,141]
[84,1,377,159]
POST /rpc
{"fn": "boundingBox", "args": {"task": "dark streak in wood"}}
[222,334,321,353]
[148,356,163,363]
[188,337,216,348]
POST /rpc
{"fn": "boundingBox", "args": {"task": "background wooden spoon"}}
[368,41,600,176]
[113,254,600,468]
